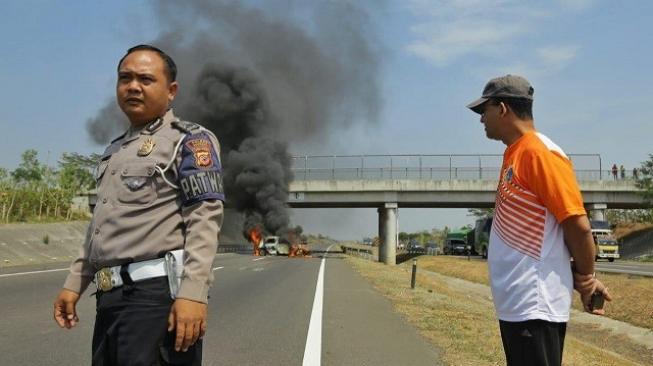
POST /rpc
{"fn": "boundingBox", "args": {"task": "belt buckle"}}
[96,267,113,292]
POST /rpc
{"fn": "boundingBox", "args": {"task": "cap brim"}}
[466,97,488,114]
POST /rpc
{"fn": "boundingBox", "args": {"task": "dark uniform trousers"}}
[499,319,566,366]
[92,277,202,366]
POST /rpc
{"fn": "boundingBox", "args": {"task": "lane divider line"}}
[302,244,334,366]
[253,257,265,262]
[0,268,69,278]
[212,266,224,271]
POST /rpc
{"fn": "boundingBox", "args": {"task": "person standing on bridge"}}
[467,75,612,366]
[53,44,225,365]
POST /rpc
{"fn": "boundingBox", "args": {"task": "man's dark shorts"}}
[92,277,202,366]
[499,319,566,366]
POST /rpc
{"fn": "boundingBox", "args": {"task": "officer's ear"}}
[167,81,178,104]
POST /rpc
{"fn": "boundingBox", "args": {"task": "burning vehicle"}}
[247,226,310,257]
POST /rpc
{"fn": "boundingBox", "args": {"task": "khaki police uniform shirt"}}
[63,109,225,303]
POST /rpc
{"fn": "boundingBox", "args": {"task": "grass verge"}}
[347,256,648,366]
[416,256,653,330]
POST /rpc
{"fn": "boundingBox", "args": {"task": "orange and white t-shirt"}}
[489,131,586,322]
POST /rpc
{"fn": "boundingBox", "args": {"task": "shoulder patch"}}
[177,132,225,206]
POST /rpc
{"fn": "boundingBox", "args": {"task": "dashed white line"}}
[0,268,69,278]
[212,266,224,271]
[253,257,265,262]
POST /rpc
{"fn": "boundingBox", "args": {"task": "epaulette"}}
[171,120,202,134]
[110,132,127,144]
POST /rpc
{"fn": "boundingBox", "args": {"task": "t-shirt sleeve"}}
[522,149,586,223]
[176,131,225,206]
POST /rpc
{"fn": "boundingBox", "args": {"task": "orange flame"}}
[248,226,263,256]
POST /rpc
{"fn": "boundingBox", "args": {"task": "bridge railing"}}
[290,154,631,181]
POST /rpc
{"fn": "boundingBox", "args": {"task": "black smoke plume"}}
[86,1,383,240]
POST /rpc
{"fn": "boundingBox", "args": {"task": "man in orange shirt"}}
[467,75,612,366]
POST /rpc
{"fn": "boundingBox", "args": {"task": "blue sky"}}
[1,0,652,239]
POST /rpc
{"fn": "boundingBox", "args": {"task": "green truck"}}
[472,217,493,259]
[444,227,474,255]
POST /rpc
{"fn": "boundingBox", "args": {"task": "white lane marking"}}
[212,266,224,271]
[302,244,334,366]
[253,257,265,262]
[0,268,69,278]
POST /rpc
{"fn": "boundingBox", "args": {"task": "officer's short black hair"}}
[117,44,177,82]
[489,97,533,120]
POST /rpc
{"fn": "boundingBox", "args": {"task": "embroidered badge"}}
[186,138,214,169]
[504,166,514,183]
[138,138,156,156]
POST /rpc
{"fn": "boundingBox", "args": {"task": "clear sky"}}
[1,0,652,239]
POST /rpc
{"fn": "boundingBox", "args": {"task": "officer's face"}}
[116,50,178,126]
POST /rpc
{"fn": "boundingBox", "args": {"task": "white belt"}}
[95,253,176,292]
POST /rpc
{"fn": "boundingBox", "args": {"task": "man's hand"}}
[53,289,81,329]
[573,272,613,315]
[167,298,207,352]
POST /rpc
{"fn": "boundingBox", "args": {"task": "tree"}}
[606,209,653,225]
[57,152,98,192]
[467,208,495,219]
[11,149,45,186]
[636,154,653,205]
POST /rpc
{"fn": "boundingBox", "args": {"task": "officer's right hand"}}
[53,289,80,329]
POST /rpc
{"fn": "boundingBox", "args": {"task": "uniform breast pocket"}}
[117,163,157,206]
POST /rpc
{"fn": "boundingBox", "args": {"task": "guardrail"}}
[340,243,376,260]
[289,154,631,181]
[217,244,251,254]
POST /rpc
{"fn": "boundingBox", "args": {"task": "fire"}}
[289,244,311,257]
[248,226,264,256]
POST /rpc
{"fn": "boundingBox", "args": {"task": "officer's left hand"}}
[168,298,207,352]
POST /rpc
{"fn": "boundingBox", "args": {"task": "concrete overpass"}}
[287,179,644,209]
[288,154,648,265]
[288,178,646,265]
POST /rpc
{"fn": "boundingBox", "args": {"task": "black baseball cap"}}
[467,74,534,114]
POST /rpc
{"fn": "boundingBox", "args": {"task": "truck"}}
[472,217,493,258]
[590,220,620,262]
[444,227,474,255]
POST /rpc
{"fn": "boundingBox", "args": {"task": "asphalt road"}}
[594,260,653,277]
[0,244,439,366]
[449,255,653,277]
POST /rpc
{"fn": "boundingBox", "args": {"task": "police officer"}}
[53,45,224,365]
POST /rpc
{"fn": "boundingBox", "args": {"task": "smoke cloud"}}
[86,0,383,239]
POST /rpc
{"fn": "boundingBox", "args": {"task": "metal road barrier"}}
[340,244,376,261]
[217,244,251,254]
[291,154,616,181]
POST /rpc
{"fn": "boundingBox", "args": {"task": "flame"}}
[289,244,311,258]
[248,226,264,256]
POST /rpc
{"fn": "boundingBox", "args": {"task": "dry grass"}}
[416,256,653,330]
[613,223,653,239]
[348,257,648,366]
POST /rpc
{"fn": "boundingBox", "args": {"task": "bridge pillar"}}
[379,203,397,265]
[586,203,607,221]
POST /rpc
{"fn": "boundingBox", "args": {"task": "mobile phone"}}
[589,292,604,311]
